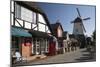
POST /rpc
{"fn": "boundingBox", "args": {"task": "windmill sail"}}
[76,8,81,17]
[83,17,90,21]
[82,17,90,32]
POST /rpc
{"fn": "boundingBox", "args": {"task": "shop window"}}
[24,38,32,46]
[12,37,19,51]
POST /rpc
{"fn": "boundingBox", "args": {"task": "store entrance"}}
[33,38,48,55]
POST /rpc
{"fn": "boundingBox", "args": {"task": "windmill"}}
[71,8,91,48]
[71,8,90,35]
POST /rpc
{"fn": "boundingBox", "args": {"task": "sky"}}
[36,2,95,36]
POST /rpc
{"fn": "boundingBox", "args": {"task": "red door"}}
[49,42,56,56]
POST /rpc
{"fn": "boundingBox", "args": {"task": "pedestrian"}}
[15,51,22,62]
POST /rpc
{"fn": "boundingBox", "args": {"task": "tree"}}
[92,30,96,46]
[93,30,96,40]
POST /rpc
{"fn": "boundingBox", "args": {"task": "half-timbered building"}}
[11,1,53,62]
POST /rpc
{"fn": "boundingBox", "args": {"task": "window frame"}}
[15,3,37,24]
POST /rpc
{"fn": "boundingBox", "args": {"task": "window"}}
[11,14,14,25]
[15,3,21,19]
[21,7,33,22]
[32,13,36,23]
[11,1,14,12]
[45,40,49,52]
[40,39,48,54]
[12,37,19,51]
[40,39,46,53]
[15,3,36,23]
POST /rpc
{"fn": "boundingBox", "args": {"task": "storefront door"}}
[33,38,48,55]
[40,39,45,54]
[36,38,46,55]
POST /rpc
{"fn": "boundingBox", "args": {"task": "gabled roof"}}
[50,22,64,36]
[15,1,53,35]
[51,22,64,32]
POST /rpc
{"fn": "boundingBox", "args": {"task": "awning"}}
[29,30,50,38]
[11,27,32,37]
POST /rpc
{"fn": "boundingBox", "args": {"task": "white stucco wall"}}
[38,14,46,24]
[38,13,51,33]
[38,23,45,32]
[15,19,23,27]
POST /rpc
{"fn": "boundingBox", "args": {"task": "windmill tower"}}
[71,8,90,35]
[71,8,91,48]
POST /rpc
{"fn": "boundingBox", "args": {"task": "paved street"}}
[14,47,96,66]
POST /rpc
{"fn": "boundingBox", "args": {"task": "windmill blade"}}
[76,8,81,17]
[81,22,86,32]
[83,17,90,21]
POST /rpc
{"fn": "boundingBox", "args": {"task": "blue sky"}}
[36,2,96,36]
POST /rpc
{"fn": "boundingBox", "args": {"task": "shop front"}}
[29,30,50,56]
[11,27,32,63]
